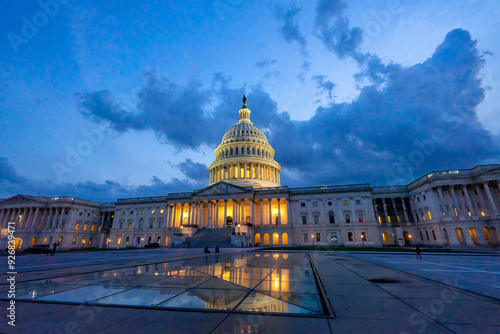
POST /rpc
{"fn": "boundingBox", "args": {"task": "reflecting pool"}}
[3,253,324,315]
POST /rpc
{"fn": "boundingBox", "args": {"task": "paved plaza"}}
[0,249,499,333]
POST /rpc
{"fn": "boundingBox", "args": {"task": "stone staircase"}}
[174,228,235,248]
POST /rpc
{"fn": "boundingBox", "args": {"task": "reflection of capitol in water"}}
[10,253,323,315]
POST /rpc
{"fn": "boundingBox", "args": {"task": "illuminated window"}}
[88,238,92,246]
[151,210,155,214]
[125,236,130,244]
[98,225,101,231]
[72,237,77,245]
[122,211,125,215]
[427,210,432,220]
[83,223,88,231]
[358,214,364,223]
[343,200,348,206]
[454,208,458,216]
[91,224,95,231]
[62,222,65,231]
[117,237,122,245]
[378,215,382,224]
[128,222,132,230]
[81,238,85,245]
[160,209,164,214]
[141,210,144,214]
[345,214,350,223]
[75,223,80,231]
[86,213,90,217]
[361,232,367,241]
[422,214,425,221]
[388,215,391,223]
[348,232,353,241]
[94,213,97,218]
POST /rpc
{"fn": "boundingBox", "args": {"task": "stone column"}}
[286,199,291,226]
[382,198,389,224]
[390,198,397,223]
[450,187,463,216]
[436,187,447,216]
[259,199,263,226]
[268,198,273,226]
[483,182,499,216]
[19,207,28,230]
[475,184,488,216]
[179,204,185,227]
[402,198,410,222]
[198,202,203,227]
[215,200,219,228]
[240,199,245,224]
[250,163,254,179]
[223,200,228,228]
[39,209,48,230]
[250,200,254,226]
[277,198,282,227]
[166,205,171,228]
[207,201,211,228]
[232,200,236,225]
[172,204,177,228]
[463,185,475,216]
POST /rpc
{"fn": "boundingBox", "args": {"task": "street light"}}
[82,239,85,249]
[237,223,241,235]
[311,234,315,247]
[180,225,184,235]
[361,234,364,247]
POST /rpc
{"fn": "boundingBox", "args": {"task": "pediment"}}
[0,194,43,205]
[195,182,252,197]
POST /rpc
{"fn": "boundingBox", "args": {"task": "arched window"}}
[455,227,465,245]
[264,233,270,246]
[273,233,279,246]
[247,147,250,154]
[257,148,260,155]
[282,233,288,246]
[139,218,144,229]
[230,148,233,155]
[329,211,335,224]
[225,149,228,157]
[252,147,255,155]
[468,227,479,245]
[235,147,238,154]
[255,233,261,246]
[382,232,390,244]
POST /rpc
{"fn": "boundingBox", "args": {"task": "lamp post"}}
[82,239,85,249]
[141,237,144,248]
[237,223,240,235]
[312,234,315,247]
[180,225,184,235]
[361,234,364,247]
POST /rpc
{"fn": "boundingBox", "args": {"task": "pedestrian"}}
[415,245,422,260]
[204,246,210,253]
[48,243,54,256]
[51,242,58,256]
[215,245,219,253]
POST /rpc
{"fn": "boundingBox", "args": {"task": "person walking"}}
[47,243,54,256]
[215,245,220,253]
[204,246,210,253]
[51,242,58,256]
[415,245,422,260]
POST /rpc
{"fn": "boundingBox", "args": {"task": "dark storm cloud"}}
[177,159,208,182]
[313,0,363,59]
[0,158,205,202]
[273,2,308,56]
[74,29,498,191]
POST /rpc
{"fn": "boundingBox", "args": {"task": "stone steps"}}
[174,228,236,248]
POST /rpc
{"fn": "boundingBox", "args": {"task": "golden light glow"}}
[454,208,458,216]
[378,216,382,224]
[427,210,432,220]
[481,211,485,216]
[468,211,471,217]
[274,278,279,290]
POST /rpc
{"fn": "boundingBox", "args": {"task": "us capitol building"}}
[1,97,499,251]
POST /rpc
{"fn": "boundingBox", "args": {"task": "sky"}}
[1,0,499,202]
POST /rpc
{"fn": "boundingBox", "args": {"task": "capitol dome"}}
[208,96,281,188]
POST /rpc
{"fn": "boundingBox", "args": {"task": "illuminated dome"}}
[208,96,281,188]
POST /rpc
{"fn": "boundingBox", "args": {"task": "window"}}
[314,215,319,224]
[419,231,423,240]
[148,236,152,243]
[151,210,155,214]
[418,197,420,203]
[301,203,306,207]
[65,210,68,215]
[83,223,88,231]
[149,221,154,229]
[79,211,83,216]
[432,230,436,240]
[98,225,101,231]
[158,221,163,229]
[345,214,350,223]
[343,200,348,206]
[412,199,415,204]
[236,147,238,154]
[230,148,233,155]
[252,147,255,155]
[356,200,361,205]
[329,211,335,224]
[81,238,85,245]
[61,222,65,231]
[427,210,432,220]
[160,209,164,214]
[415,213,419,222]
[330,232,338,243]
[125,236,130,244]
[122,211,125,215]
[86,213,90,217]
[88,238,92,246]
[141,210,144,214]
[130,210,134,215]
[128,222,132,230]
[348,232,353,241]
[302,216,307,225]
[117,237,122,245]
[361,232,367,241]
[72,237,77,245]
[312,202,318,207]
[303,233,308,242]
[75,223,80,231]
[247,147,250,154]
[423,195,427,200]
[139,219,144,229]
[358,214,364,223]
[94,213,97,218]
[316,233,321,241]
[328,201,332,206]
[119,221,123,229]
[425,231,430,240]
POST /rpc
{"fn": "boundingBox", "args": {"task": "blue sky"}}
[1,0,499,202]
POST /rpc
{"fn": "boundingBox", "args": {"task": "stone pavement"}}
[0,251,499,333]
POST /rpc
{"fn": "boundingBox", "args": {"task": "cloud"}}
[313,0,363,59]
[312,75,336,100]
[273,2,308,56]
[0,158,206,202]
[255,59,277,69]
[177,159,208,183]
